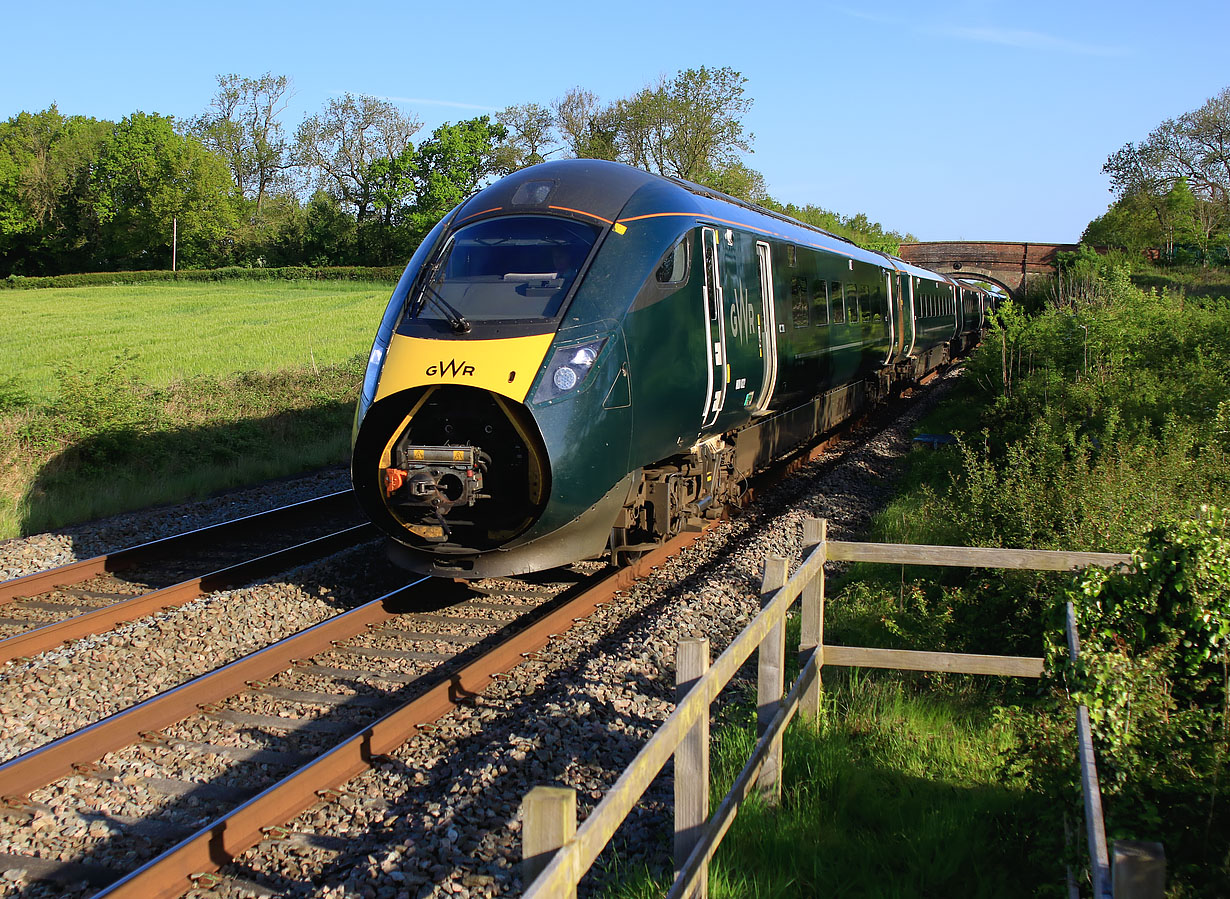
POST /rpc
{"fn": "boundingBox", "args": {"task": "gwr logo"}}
[426,360,475,377]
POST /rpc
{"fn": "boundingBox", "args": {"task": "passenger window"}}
[655,237,689,284]
[787,245,797,267]
[791,277,809,328]
[831,281,845,323]
[813,280,829,325]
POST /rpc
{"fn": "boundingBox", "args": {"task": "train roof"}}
[883,255,954,283]
[455,159,891,269]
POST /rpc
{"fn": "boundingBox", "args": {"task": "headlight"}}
[533,338,607,404]
[356,343,387,423]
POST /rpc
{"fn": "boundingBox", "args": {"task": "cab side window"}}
[655,236,689,284]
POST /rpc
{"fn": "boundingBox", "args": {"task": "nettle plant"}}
[1053,507,1230,810]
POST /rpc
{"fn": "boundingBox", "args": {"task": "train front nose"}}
[352,384,550,554]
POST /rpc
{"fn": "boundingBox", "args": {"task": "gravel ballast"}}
[0,372,960,898]
[197,373,962,899]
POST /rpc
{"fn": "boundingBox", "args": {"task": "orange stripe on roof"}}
[547,205,614,225]
[457,206,504,223]
[615,211,856,261]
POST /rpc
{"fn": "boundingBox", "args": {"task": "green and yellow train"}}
[351,159,988,577]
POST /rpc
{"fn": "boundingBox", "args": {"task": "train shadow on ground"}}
[16,400,355,545]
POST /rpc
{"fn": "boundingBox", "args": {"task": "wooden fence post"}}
[522,786,577,898]
[675,637,710,899]
[757,556,789,804]
[799,518,826,720]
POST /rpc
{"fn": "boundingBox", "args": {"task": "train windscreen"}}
[411,215,599,323]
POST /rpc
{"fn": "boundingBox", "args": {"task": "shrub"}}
[1,265,402,290]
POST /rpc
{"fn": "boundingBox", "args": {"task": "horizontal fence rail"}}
[520,521,1158,899]
[825,539,1133,572]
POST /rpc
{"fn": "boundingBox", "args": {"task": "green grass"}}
[603,670,1055,898]
[0,280,394,538]
[0,280,392,402]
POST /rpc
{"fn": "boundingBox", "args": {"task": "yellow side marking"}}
[726,363,731,383]
[612,222,627,235]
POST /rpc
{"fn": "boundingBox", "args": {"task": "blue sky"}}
[3,0,1227,243]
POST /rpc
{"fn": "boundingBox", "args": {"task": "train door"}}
[905,276,917,356]
[700,227,727,429]
[751,241,778,414]
[884,271,898,365]
[714,231,770,422]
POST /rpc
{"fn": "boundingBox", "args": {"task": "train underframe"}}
[607,338,965,566]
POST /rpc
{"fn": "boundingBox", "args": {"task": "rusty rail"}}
[0,524,375,665]
[0,490,358,604]
[0,575,423,801]
[93,523,716,899]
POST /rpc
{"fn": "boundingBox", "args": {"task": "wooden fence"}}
[518,520,1165,898]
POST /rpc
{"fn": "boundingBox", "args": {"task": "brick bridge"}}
[897,241,1078,295]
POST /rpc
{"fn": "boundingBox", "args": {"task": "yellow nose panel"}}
[374,332,557,403]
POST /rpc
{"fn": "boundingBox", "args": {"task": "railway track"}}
[0,371,961,898]
[0,528,712,898]
[0,492,370,666]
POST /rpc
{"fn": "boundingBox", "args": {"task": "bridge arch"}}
[948,271,1015,297]
[898,241,1078,296]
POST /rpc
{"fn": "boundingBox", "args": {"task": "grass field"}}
[0,281,394,402]
[0,280,397,538]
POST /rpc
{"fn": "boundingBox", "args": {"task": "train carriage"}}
[351,159,987,577]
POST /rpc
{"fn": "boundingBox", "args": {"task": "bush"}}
[1,265,402,290]
[1009,509,1230,887]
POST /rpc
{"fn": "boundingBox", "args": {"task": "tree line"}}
[0,67,912,278]
[1085,86,1230,266]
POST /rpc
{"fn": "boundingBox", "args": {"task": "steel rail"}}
[0,490,358,604]
[97,525,717,899]
[0,574,424,801]
[0,524,377,666]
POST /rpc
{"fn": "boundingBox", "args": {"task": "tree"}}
[551,68,762,198]
[1100,86,1230,262]
[409,116,510,227]
[553,87,619,161]
[189,73,292,218]
[91,112,238,269]
[0,107,110,275]
[497,102,556,168]
[302,191,355,266]
[615,66,755,183]
[292,93,420,222]
[700,159,768,203]
[1081,193,1160,256]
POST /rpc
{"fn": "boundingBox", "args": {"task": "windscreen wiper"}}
[411,283,471,333]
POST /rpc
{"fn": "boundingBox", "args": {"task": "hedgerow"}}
[1,265,402,290]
